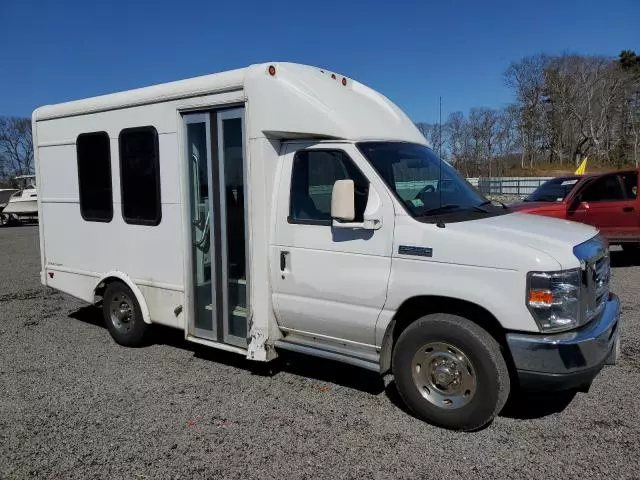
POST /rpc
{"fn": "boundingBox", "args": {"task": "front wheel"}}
[392,314,510,431]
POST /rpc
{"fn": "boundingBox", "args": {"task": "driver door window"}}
[581,175,624,202]
[289,150,369,225]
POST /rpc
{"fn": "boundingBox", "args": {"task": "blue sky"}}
[0,0,637,123]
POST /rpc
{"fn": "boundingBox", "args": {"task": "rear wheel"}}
[102,282,148,347]
[392,314,510,431]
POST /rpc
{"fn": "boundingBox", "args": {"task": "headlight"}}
[526,269,581,332]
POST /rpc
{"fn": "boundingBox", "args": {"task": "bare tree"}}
[0,117,34,178]
[415,122,445,158]
[620,51,640,166]
[504,54,549,169]
[445,112,469,174]
[495,105,520,175]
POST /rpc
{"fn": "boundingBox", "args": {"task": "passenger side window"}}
[119,126,161,225]
[581,175,624,202]
[620,172,638,199]
[76,132,113,222]
[289,150,369,225]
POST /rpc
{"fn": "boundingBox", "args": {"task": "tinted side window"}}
[119,126,161,225]
[76,132,113,222]
[620,172,638,199]
[581,175,624,202]
[289,150,368,225]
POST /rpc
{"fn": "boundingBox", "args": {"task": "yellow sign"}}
[574,157,588,175]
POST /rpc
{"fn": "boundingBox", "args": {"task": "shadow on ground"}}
[69,304,579,422]
[500,389,577,419]
[384,380,577,425]
[68,304,385,396]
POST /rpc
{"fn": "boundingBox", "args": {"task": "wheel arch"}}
[379,295,512,375]
[94,271,151,324]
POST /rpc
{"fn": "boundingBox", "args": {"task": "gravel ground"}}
[1,225,640,479]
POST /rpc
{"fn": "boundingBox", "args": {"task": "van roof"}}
[33,62,427,146]
[34,67,247,121]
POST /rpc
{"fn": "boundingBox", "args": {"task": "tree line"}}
[417,50,640,177]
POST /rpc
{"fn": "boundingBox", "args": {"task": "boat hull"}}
[3,198,38,215]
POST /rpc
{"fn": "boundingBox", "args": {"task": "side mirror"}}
[330,180,383,231]
[331,180,355,221]
[568,192,582,211]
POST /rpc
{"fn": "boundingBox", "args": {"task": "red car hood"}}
[509,201,566,213]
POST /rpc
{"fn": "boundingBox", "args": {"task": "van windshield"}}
[358,142,491,218]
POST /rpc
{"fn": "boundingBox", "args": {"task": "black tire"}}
[392,314,510,431]
[102,282,148,347]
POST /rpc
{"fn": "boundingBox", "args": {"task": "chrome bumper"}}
[506,293,621,390]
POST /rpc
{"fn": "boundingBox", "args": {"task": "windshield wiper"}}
[419,204,461,215]
[420,203,490,215]
[479,200,506,209]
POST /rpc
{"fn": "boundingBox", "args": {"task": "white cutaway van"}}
[33,63,620,431]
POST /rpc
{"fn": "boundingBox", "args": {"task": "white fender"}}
[95,271,152,324]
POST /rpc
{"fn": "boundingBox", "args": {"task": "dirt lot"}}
[1,225,639,479]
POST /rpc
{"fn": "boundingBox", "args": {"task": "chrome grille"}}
[574,235,610,326]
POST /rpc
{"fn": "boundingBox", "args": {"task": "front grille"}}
[574,235,610,326]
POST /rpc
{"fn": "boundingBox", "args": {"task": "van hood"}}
[446,212,597,269]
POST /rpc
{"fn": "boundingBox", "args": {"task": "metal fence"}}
[467,177,553,197]
[311,176,553,201]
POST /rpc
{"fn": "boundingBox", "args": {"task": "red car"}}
[511,169,640,251]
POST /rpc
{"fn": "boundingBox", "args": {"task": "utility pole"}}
[438,96,442,158]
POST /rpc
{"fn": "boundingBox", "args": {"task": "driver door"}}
[570,173,637,240]
[270,143,395,347]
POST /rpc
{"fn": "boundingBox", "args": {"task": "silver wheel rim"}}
[411,342,477,409]
[109,292,134,333]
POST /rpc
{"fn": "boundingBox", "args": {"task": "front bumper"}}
[506,293,621,390]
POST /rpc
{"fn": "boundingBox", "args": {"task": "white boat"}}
[2,175,38,220]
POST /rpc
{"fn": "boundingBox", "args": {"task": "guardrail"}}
[309,177,553,199]
[467,177,552,197]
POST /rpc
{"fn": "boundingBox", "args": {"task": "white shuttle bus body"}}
[34,63,620,430]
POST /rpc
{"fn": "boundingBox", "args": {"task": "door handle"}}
[623,207,634,212]
[280,251,289,272]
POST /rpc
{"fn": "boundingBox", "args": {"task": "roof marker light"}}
[268,65,276,76]
[342,77,347,86]
[331,74,336,80]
